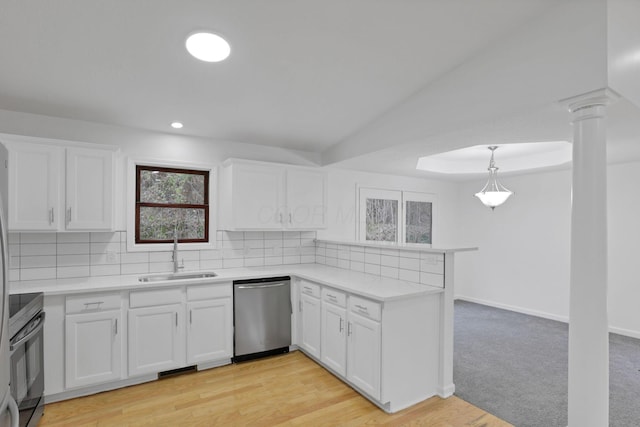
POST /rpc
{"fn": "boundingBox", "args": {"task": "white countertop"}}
[9,264,443,302]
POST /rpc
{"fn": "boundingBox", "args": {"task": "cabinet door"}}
[299,293,321,358]
[7,142,61,230]
[347,312,381,400]
[65,310,122,388]
[128,305,185,377]
[186,298,232,364]
[65,147,114,230]
[231,163,285,229]
[321,302,346,377]
[286,168,326,229]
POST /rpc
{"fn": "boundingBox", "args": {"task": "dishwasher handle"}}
[236,282,288,290]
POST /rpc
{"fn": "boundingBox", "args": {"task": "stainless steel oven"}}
[9,293,44,427]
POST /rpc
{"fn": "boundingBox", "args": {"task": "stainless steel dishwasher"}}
[233,276,291,362]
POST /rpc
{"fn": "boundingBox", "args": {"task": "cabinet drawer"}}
[130,287,183,308]
[322,288,346,307]
[349,296,381,322]
[66,293,121,314]
[300,281,320,298]
[187,283,232,301]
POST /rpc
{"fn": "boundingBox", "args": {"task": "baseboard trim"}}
[455,295,640,340]
[437,384,455,398]
[455,295,568,323]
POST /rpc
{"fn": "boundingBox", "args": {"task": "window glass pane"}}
[405,201,432,244]
[365,198,398,242]
[139,207,205,241]
[140,170,205,204]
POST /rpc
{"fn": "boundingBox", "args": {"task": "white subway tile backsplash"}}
[265,256,283,266]
[244,257,264,267]
[199,250,222,260]
[120,263,149,275]
[350,251,364,263]
[350,261,364,272]
[57,232,90,243]
[222,258,243,268]
[380,255,399,268]
[337,259,350,269]
[21,267,56,281]
[149,262,174,273]
[325,257,338,267]
[399,257,420,271]
[8,233,19,244]
[364,253,381,265]
[21,244,56,256]
[364,263,381,275]
[380,266,399,279]
[200,259,223,270]
[264,231,283,240]
[179,251,200,261]
[283,247,301,256]
[91,264,120,277]
[90,242,119,254]
[91,232,119,243]
[420,271,444,287]
[149,252,173,263]
[21,255,56,268]
[283,255,301,265]
[399,269,420,283]
[9,270,20,281]
[301,255,316,264]
[120,252,149,264]
[325,248,338,258]
[57,243,90,255]
[57,266,91,279]
[21,233,56,244]
[244,231,264,240]
[90,253,120,265]
[315,255,326,265]
[364,247,381,255]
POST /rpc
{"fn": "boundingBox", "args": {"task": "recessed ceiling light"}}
[170,122,183,129]
[185,32,230,62]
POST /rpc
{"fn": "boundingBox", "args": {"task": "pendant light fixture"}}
[474,146,513,210]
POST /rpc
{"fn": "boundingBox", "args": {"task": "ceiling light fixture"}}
[474,146,513,210]
[170,121,183,129]
[185,32,231,62]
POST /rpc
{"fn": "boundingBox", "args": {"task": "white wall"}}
[317,167,461,248]
[455,160,640,338]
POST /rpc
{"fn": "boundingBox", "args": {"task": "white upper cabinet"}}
[6,141,61,230]
[65,147,114,230]
[220,159,327,230]
[3,137,116,231]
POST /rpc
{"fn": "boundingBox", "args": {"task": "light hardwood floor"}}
[39,351,512,426]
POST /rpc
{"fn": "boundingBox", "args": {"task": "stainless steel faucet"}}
[172,228,184,273]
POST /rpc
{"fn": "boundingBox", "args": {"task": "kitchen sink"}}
[138,271,218,282]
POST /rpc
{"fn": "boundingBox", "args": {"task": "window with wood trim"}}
[135,165,209,243]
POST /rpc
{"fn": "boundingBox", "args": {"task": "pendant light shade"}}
[474,146,513,210]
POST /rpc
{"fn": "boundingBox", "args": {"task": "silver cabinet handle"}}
[49,208,54,225]
[355,304,368,313]
[175,312,178,326]
[347,321,352,336]
[299,300,302,312]
[84,301,104,309]
[66,207,72,224]
[114,318,118,335]
[279,213,283,223]
[339,317,343,332]
[289,213,292,224]
[190,309,192,325]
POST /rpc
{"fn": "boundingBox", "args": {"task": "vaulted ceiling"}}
[1,0,639,178]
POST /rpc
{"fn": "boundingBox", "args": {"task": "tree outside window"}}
[135,166,209,243]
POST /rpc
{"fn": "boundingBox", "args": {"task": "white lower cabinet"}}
[320,290,347,377]
[65,309,123,389]
[128,304,186,377]
[186,298,232,364]
[64,292,124,390]
[298,282,321,359]
[300,280,440,413]
[346,311,381,400]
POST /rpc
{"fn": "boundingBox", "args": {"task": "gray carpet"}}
[453,300,640,427]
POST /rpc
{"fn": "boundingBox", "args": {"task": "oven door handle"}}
[10,311,46,352]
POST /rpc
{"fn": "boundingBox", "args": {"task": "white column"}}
[438,251,455,397]
[565,88,617,427]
